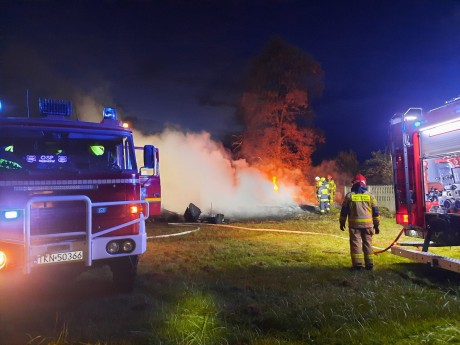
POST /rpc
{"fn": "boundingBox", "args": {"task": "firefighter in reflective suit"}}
[317,179,330,214]
[339,174,380,270]
[327,174,336,205]
[314,176,322,193]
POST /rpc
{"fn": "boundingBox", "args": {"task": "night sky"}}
[1,0,459,162]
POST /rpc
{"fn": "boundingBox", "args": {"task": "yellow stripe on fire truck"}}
[145,197,161,202]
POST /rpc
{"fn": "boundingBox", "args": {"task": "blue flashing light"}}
[3,210,19,220]
[39,98,72,117]
[414,120,422,128]
[103,107,117,120]
[0,100,2,113]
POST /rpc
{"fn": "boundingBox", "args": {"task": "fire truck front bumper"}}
[0,232,147,274]
[91,231,147,260]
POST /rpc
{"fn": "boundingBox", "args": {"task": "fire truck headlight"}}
[122,240,135,253]
[106,241,120,254]
[0,251,7,270]
[106,239,135,254]
[2,210,20,220]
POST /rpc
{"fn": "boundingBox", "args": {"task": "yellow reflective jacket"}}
[317,183,330,201]
[327,179,336,193]
[340,190,380,229]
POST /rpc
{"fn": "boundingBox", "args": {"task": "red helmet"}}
[327,174,332,179]
[352,174,366,185]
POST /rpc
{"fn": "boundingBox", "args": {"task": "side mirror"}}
[143,145,155,169]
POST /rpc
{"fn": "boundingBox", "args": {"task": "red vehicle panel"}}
[0,99,161,291]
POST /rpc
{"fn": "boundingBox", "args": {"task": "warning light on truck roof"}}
[103,107,117,120]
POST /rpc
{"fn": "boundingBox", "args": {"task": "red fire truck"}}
[0,98,161,291]
[389,97,460,272]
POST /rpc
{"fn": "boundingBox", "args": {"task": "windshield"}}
[0,128,137,174]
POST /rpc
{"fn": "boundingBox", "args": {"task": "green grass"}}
[1,210,460,344]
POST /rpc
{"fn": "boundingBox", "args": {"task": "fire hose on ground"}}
[148,223,407,255]
[372,227,405,255]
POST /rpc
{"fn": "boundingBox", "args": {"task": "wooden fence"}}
[344,185,395,212]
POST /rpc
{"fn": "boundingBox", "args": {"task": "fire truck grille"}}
[30,203,87,235]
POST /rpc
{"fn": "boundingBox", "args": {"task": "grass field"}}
[1,209,460,345]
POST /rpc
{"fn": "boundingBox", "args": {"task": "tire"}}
[110,255,139,292]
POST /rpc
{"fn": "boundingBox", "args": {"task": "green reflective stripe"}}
[351,194,371,202]
[90,145,105,156]
[0,159,22,169]
[364,253,374,259]
[352,253,364,259]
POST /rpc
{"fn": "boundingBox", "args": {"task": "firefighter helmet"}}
[327,174,332,179]
[315,176,320,181]
[352,174,366,185]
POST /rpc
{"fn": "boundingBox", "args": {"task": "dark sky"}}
[1,0,459,162]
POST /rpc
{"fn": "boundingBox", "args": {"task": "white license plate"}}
[35,250,84,265]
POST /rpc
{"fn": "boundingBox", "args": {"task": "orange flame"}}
[272,176,279,192]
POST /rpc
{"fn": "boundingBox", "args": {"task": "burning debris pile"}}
[133,128,318,221]
[184,203,225,224]
[181,202,310,223]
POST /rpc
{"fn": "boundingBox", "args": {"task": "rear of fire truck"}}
[389,98,460,272]
[0,98,161,291]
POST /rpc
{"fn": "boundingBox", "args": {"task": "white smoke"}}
[74,93,111,122]
[72,94,303,219]
[133,128,302,219]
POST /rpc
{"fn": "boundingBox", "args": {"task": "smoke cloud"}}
[134,128,302,219]
[72,94,303,219]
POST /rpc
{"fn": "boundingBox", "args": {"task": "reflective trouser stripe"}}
[320,201,329,212]
[351,253,364,267]
[364,253,374,267]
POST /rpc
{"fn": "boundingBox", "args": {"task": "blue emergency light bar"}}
[103,107,117,120]
[39,98,72,117]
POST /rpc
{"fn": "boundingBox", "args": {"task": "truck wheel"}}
[110,255,139,292]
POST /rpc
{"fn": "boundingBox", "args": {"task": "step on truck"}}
[389,97,460,272]
[0,98,161,291]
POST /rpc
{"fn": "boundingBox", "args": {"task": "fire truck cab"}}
[0,98,161,291]
[389,98,460,272]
